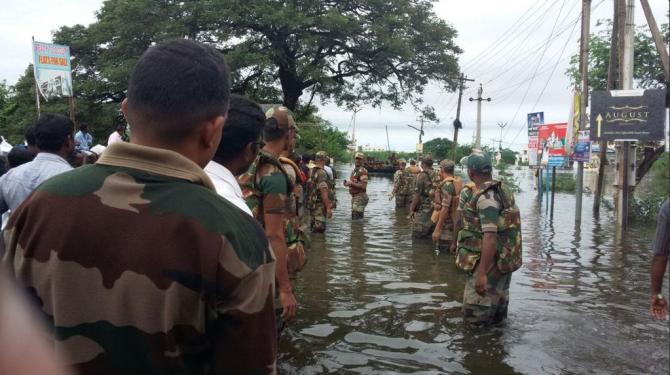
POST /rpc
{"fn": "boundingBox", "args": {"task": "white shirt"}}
[324,165,334,180]
[204,161,252,216]
[107,131,124,145]
[0,152,73,215]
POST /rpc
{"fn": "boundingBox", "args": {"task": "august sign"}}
[590,89,666,141]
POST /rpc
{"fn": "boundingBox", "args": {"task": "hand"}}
[343,180,350,187]
[279,289,298,321]
[431,229,440,243]
[388,192,395,200]
[474,272,487,296]
[326,207,333,219]
[408,211,416,220]
[650,295,668,320]
[449,242,457,255]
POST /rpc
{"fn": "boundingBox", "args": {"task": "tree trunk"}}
[634,145,666,189]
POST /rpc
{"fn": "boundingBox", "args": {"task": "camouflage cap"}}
[466,151,492,173]
[354,152,365,159]
[315,151,328,160]
[439,159,455,170]
[265,106,297,130]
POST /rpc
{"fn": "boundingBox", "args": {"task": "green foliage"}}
[495,163,521,193]
[629,195,667,223]
[566,20,668,90]
[294,106,349,161]
[422,137,475,161]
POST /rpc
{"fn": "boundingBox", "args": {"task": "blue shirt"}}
[74,131,93,151]
[0,152,73,215]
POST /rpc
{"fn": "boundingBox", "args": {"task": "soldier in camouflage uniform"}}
[409,158,437,238]
[432,159,463,252]
[455,152,523,326]
[307,151,333,232]
[239,106,299,326]
[391,159,409,208]
[345,152,369,219]
[1,40,277,374]
[272,107,308,276]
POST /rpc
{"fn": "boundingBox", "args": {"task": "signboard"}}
[527,112,544,167]
[416,143,423,154]
[571,130,591,163]
[538,122,568,167]
[590,89,666,141]
[32,41,73,100]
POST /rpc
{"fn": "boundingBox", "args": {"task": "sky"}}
[0,0,667,152]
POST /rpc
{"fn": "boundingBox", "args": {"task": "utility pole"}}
[575,0,591,224]
[452,73,475,160]
[497,122,508,150]
[469,84,491,149]
[385,125,391,152]
[407,115,427,156]
[639,0,670,81]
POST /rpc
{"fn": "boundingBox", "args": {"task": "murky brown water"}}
[279,165,669,374]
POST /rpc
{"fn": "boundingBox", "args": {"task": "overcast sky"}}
[1,0,667,151]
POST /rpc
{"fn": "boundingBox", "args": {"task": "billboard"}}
[527,112,544,167]
[538,122,568,167]
[571,130,591,163]
[590,89,666,141]
[33,41,73,100]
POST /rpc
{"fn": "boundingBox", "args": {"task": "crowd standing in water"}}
[0,39,667,374]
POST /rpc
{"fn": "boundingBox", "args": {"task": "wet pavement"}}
[278,166,669,374]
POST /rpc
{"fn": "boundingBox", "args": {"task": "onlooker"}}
[107,124,125,145]
[24,125,39,155]
[73,123,93,151]
[7,146,35,168]
[205,94,265,216]
[650,199,669,320]
[2,39,277,374]
[0,114,74,215]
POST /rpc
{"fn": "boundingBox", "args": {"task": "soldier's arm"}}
[409,173,424,213]
[475,193,501,295]
[434,186,454,234]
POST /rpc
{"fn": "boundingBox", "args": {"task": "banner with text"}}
[33,41,73,100]
[527,112,544,167]
[538,122,568,167]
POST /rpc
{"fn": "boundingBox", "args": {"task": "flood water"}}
[279,165,669,374]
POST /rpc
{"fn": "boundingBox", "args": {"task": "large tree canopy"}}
[57,0,461,111]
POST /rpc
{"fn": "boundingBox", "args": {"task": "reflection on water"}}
[279,166,669,374]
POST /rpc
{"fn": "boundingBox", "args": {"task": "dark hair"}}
[7,146,35,168]
[263,117,287,142]
[441,164,455,174]
[289,152,301,165]
[126,39,231,140]
[421,159,433,168]
[24,125,36,146]
[33,114,74,153]
[410,160,416,165]
[213,95,264,164]
[79,123,89,131]
[302,153,313,163]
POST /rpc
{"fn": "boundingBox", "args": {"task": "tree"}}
[566,20,668,90]
[294,106,350,161]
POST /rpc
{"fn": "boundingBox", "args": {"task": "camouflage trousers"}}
[463,265,511,326]
[395,194,410,208]
[310,204,327,233]
[437,222,454,252]
[351,193,369,219]
[412,205,434,238]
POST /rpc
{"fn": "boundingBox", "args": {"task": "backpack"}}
[456,181,522,274]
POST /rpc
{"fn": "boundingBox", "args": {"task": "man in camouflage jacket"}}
[409,158,437,238]
[1,40,277,374]
[391,159,409,208]
[344,152,369,219]
[308,151,333,232]
[457,152,522,326]
[432,159,462,252]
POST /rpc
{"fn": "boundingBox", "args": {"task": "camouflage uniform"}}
[436,176,462,251]
[412,168,436,238]
[280,157,308,275]
[393,168,410,208]
[349,162,369,219]
[307,165,330,232]
[1,142,277,374]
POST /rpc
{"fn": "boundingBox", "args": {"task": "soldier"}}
[409,158,436,238]
[239,106,298,326]
[2,40,277,374]
[432,159,463,252]
[390,159,408,208]
[308,151,334,232]
[272,107,308,276]
[451,156,478,255]
[455,152,523,326]
[344,152,369,219]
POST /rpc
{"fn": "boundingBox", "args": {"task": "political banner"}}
[571,130,591,163]
[538,122,568,167]
[33,41,73,100]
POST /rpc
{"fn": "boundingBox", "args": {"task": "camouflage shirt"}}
[238,150,290,227]
[307,166,329,208]
[349,166,368,195]
[440,179,457,226]
[415,170,435,210]
[1,142,277,375]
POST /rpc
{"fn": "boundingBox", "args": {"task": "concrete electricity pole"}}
[575,0,591,224]
[469,84,491,149]
[497,122,508,150]
[452,73,475,160]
